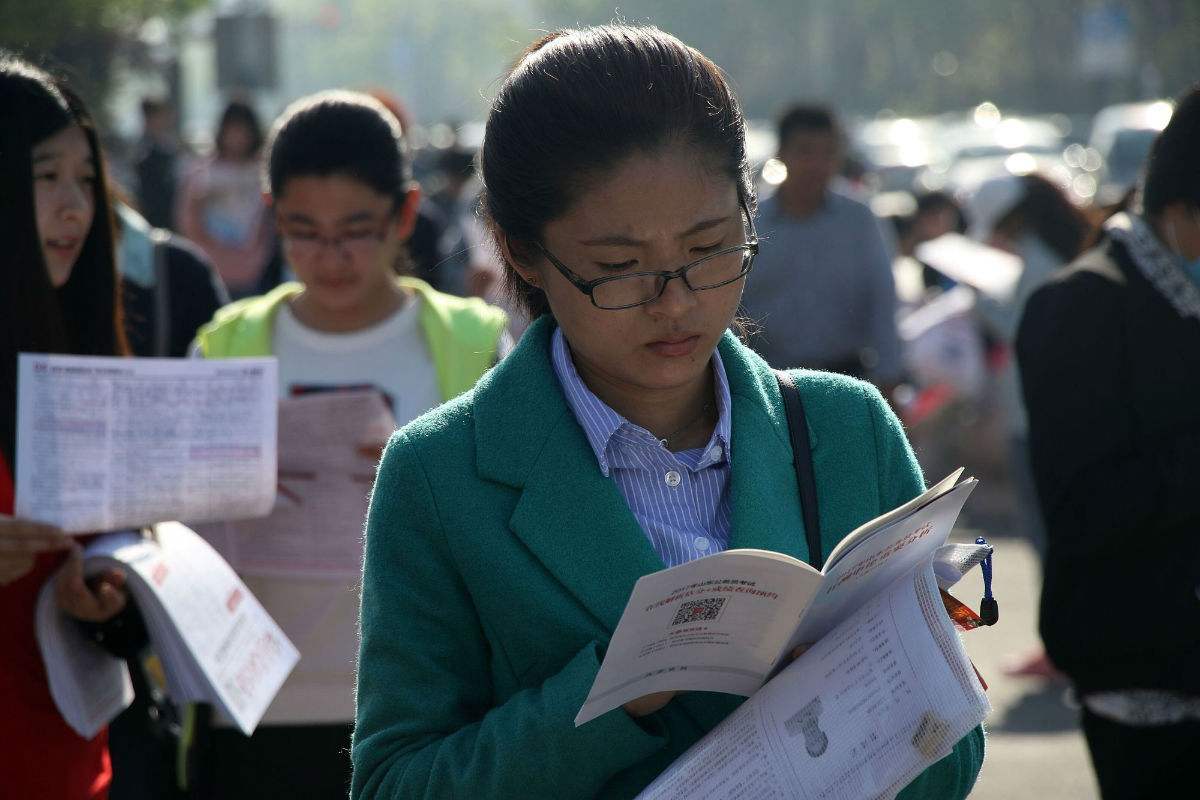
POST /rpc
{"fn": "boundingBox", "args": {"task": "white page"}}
[636,568,989,800]
[85,522,299,734]
[196,390,395,578]
[35,573,135,739]
[575,550,822,727]
[784,480,976,657]
[15,354,277,533]
[822,469,964,572]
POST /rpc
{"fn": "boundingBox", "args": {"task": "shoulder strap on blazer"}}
[775,369,823,569]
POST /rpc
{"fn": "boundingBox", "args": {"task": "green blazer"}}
[353,317,985,799]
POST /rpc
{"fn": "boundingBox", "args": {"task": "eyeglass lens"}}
[592,247,751,308]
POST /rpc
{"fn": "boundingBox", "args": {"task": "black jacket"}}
[1017,234,1200,695]
[122,235,229,358]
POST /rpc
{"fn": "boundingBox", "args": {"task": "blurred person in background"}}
[1016,85,1200,799]
[898,190,966,292]
[189,90,508,799]
[741,105,903,396]
[965,173,1090,681]
[117,199,229,358]
[176,99,274,299]
[0,54,140,800]
[133,97,179,231]
[369,91,470,295]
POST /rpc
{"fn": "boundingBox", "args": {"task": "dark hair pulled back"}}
[480,25,754,319]
[264,90,412,204]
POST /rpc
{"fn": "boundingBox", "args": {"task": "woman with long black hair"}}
[0,53,134,799]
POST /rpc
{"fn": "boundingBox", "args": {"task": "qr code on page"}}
[671,597,726,626]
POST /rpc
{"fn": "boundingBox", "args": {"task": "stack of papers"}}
[36,522,299,738]
[575,471,991,800]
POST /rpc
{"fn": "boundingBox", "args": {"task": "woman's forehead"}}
[556,147,739,242]
[274,174,391,214]
[32,124,91,162]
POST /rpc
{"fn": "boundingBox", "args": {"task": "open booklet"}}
[577,471,991,800]
[35,522,299,738]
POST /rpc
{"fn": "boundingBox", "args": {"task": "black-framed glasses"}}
[534,209,759,310]
[280,210,398,264]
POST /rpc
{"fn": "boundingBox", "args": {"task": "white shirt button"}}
[665,470,682,487]
[694,536,711,551]
[707,444,724,462]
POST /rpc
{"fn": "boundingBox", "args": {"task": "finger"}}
[55,547,92,605]
[791,643,812,661]
[96,582,127,618]
[0,520,72,552]
[0,553,36,585]
[0,535,71,554]
[102,568,126,590]
[0,514,65,536]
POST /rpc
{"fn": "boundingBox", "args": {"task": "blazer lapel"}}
[474,317,663,633]
[508,416,665,632]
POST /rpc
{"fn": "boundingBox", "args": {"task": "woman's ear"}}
[497,233,541,288]
[393,186,422,242]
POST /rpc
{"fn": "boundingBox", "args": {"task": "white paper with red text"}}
[37,522,297,737]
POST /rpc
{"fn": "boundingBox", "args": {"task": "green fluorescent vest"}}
[194,277,508,401]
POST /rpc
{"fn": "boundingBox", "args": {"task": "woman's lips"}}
[646,335,700,357]
[46,237,81,257]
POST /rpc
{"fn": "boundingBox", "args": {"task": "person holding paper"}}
[0,54,139,800]
[353,25,984,800]
[190,91,508,798]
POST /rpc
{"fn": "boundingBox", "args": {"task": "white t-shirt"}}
[231,297,444,726]
[272,297,442,419]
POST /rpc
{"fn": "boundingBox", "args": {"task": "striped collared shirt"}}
[550,327,732,567]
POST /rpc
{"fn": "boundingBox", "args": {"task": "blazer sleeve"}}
[864,382,988,800]
[352,431,668,800]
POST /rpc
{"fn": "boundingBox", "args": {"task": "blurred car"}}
[1088,100,1173,206]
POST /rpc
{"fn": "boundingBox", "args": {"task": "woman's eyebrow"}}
[578,215,732,247]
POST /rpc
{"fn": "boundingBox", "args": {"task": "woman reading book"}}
[0,54,137,799]
[353,25,985,799]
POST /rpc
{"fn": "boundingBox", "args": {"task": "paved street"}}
[950,527,1099,799]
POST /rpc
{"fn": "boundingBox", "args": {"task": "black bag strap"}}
[150,229,171,357]
[775,370,823,569]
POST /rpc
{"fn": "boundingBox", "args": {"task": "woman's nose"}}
[59,181,90,221]
[648,271,698,317]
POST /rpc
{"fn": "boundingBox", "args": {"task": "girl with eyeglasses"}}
[0,54,139,799]
[353,25,984,799]
[189,90,508,798]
